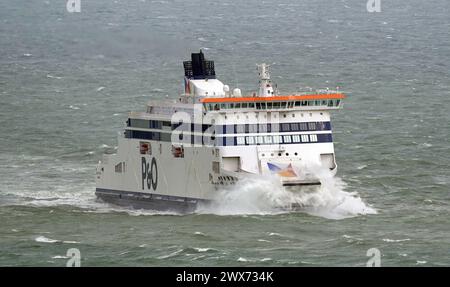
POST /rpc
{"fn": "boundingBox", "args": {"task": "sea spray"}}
[196,166,376,219]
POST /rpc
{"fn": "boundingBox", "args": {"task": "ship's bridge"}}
[201,93,345,112]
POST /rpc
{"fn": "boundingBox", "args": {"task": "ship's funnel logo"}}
[267,162,297,177]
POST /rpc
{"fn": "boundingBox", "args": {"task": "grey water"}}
[0,0,449,266]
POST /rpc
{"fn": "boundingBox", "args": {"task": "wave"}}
[3,159,375,220]
[35,236,79,244]
[196,166,377,220]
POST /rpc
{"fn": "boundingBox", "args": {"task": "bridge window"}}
[281,102,287,108]
[295,101,301,106]
[235,103,241,108]
[291,123,299,131]
[267,102,273,109]
[273,102,280,108]
[242,102,248,108]
[249,103,255,108]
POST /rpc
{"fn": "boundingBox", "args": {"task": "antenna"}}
[230,46,238,90]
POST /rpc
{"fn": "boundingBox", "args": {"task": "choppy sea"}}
[0,0,449,266]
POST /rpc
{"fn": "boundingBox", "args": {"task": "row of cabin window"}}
[128,119,172,129]
[128,119,329,133]
[236,134,319,145]
[205,99,341,111]
[233,122,327,133]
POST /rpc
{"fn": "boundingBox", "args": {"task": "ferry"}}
[95,51,345,212]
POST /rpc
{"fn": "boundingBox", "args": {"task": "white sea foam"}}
[196,166,376,219]
[35,236,80,244]
[257,239,271,243]
[35,236,59,243]
[194,247,213,252]
[46,74,62,79]
[382,238,411,243]
[237,257,249,262]
[157,249,183,259]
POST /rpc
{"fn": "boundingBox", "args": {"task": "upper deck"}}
[201,92,345,112]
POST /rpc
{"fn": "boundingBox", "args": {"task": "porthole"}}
[286,153,289,156]
[292,114,295,117]
[262,153,265,157]
[294,152,298,156]
[278,153,282,156]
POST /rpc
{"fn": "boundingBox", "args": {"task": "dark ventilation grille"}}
[183,61,193,78]
[183,50,216,79]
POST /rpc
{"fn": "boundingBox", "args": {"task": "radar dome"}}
[232,88,242,97]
